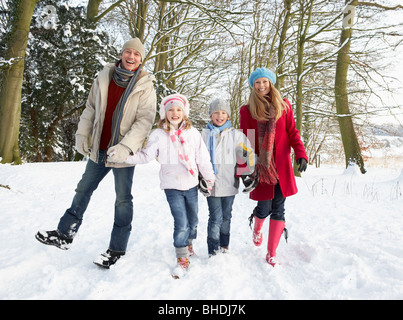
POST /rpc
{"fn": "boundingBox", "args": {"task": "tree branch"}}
[94,0,125,22]
[357,2,403,10]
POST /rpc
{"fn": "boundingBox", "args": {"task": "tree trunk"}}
[87,0,103,21]
[334,0,366,173]
[276,0,293,90]
[0,0,38,164]
[293,0,313,176]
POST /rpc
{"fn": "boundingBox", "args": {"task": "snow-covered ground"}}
[0,159,402,300]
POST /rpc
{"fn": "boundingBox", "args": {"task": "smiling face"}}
[211,110,229,127]
[254,77,271,96]
[120,48,142,71]
[166,106,184,128]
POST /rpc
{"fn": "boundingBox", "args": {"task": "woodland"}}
[0,0,402,173]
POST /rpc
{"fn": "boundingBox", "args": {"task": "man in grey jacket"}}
[35,38,157,268]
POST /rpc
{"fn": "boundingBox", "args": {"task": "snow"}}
[0,160,402,300]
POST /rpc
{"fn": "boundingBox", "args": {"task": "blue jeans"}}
[164,186,198,250]
[57,150,134,253]
[207,195,235,255]
[253,183,286,221]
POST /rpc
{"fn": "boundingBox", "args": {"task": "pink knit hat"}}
[159,93,190,120]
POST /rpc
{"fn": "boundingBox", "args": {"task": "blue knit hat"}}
[248,68,276,88]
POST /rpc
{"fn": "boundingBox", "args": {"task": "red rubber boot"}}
[253,216,265,247]
[266,219,285,267]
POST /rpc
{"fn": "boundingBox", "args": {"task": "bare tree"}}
[334,0,403,173]
[109,0,248,128]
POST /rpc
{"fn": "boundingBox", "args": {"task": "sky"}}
[371,30,403,126]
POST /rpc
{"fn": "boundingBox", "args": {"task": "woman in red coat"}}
[239,68,308,266]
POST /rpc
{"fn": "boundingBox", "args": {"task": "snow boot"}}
[249,214,265,247]
[93,249,124,269]
[35,230,72,250]
[188,243,197,257]
[266,219,285,267]
[220,246,229,254]
[172,257,190,279]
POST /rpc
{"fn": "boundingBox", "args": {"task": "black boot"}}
[93,249,124,269]
[35,230,73,250]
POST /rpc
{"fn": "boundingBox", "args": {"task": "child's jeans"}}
[206,195,235,255]
[164,186,198,257]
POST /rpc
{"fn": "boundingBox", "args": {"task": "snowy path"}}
[0,161,402,299]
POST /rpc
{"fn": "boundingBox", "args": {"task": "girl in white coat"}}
[123,93,215,278]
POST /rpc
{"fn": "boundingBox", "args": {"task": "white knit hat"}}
[159,93,190,120]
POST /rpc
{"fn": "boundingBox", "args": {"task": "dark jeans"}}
[253,183,286,221]
[206,195,235,255]
[57,150,135,253]
[164,186,199,249]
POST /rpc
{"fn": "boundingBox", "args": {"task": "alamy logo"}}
[342,5,356,29]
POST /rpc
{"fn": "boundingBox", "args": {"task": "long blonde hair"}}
[158,116,192,132]
[248,81,287,121]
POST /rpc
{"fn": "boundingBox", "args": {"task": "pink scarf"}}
[167,122,195,176]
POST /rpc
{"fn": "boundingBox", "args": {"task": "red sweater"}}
[239,98,308,201]
[99,80,126,150]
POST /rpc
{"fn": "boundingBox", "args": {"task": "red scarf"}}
[255,107,277,185]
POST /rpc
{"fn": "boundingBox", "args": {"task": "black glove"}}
[198,174,213,197]
[297,158,307,172]
[241,174,259,193]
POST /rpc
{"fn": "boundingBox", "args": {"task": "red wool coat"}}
[239,98,308,201]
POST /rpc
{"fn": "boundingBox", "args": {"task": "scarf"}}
[108,61,142,150]
[112,61,137,88]
[255,105,278,185]
[166,121,196,177]
[205,120,232,174]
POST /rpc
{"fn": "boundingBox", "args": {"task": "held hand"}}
[241,174,259,193]
[107,144,131,163]
[75,135,90,157]
[198,175,214,197]
[124,155,137,165]
[297,158,307,172]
